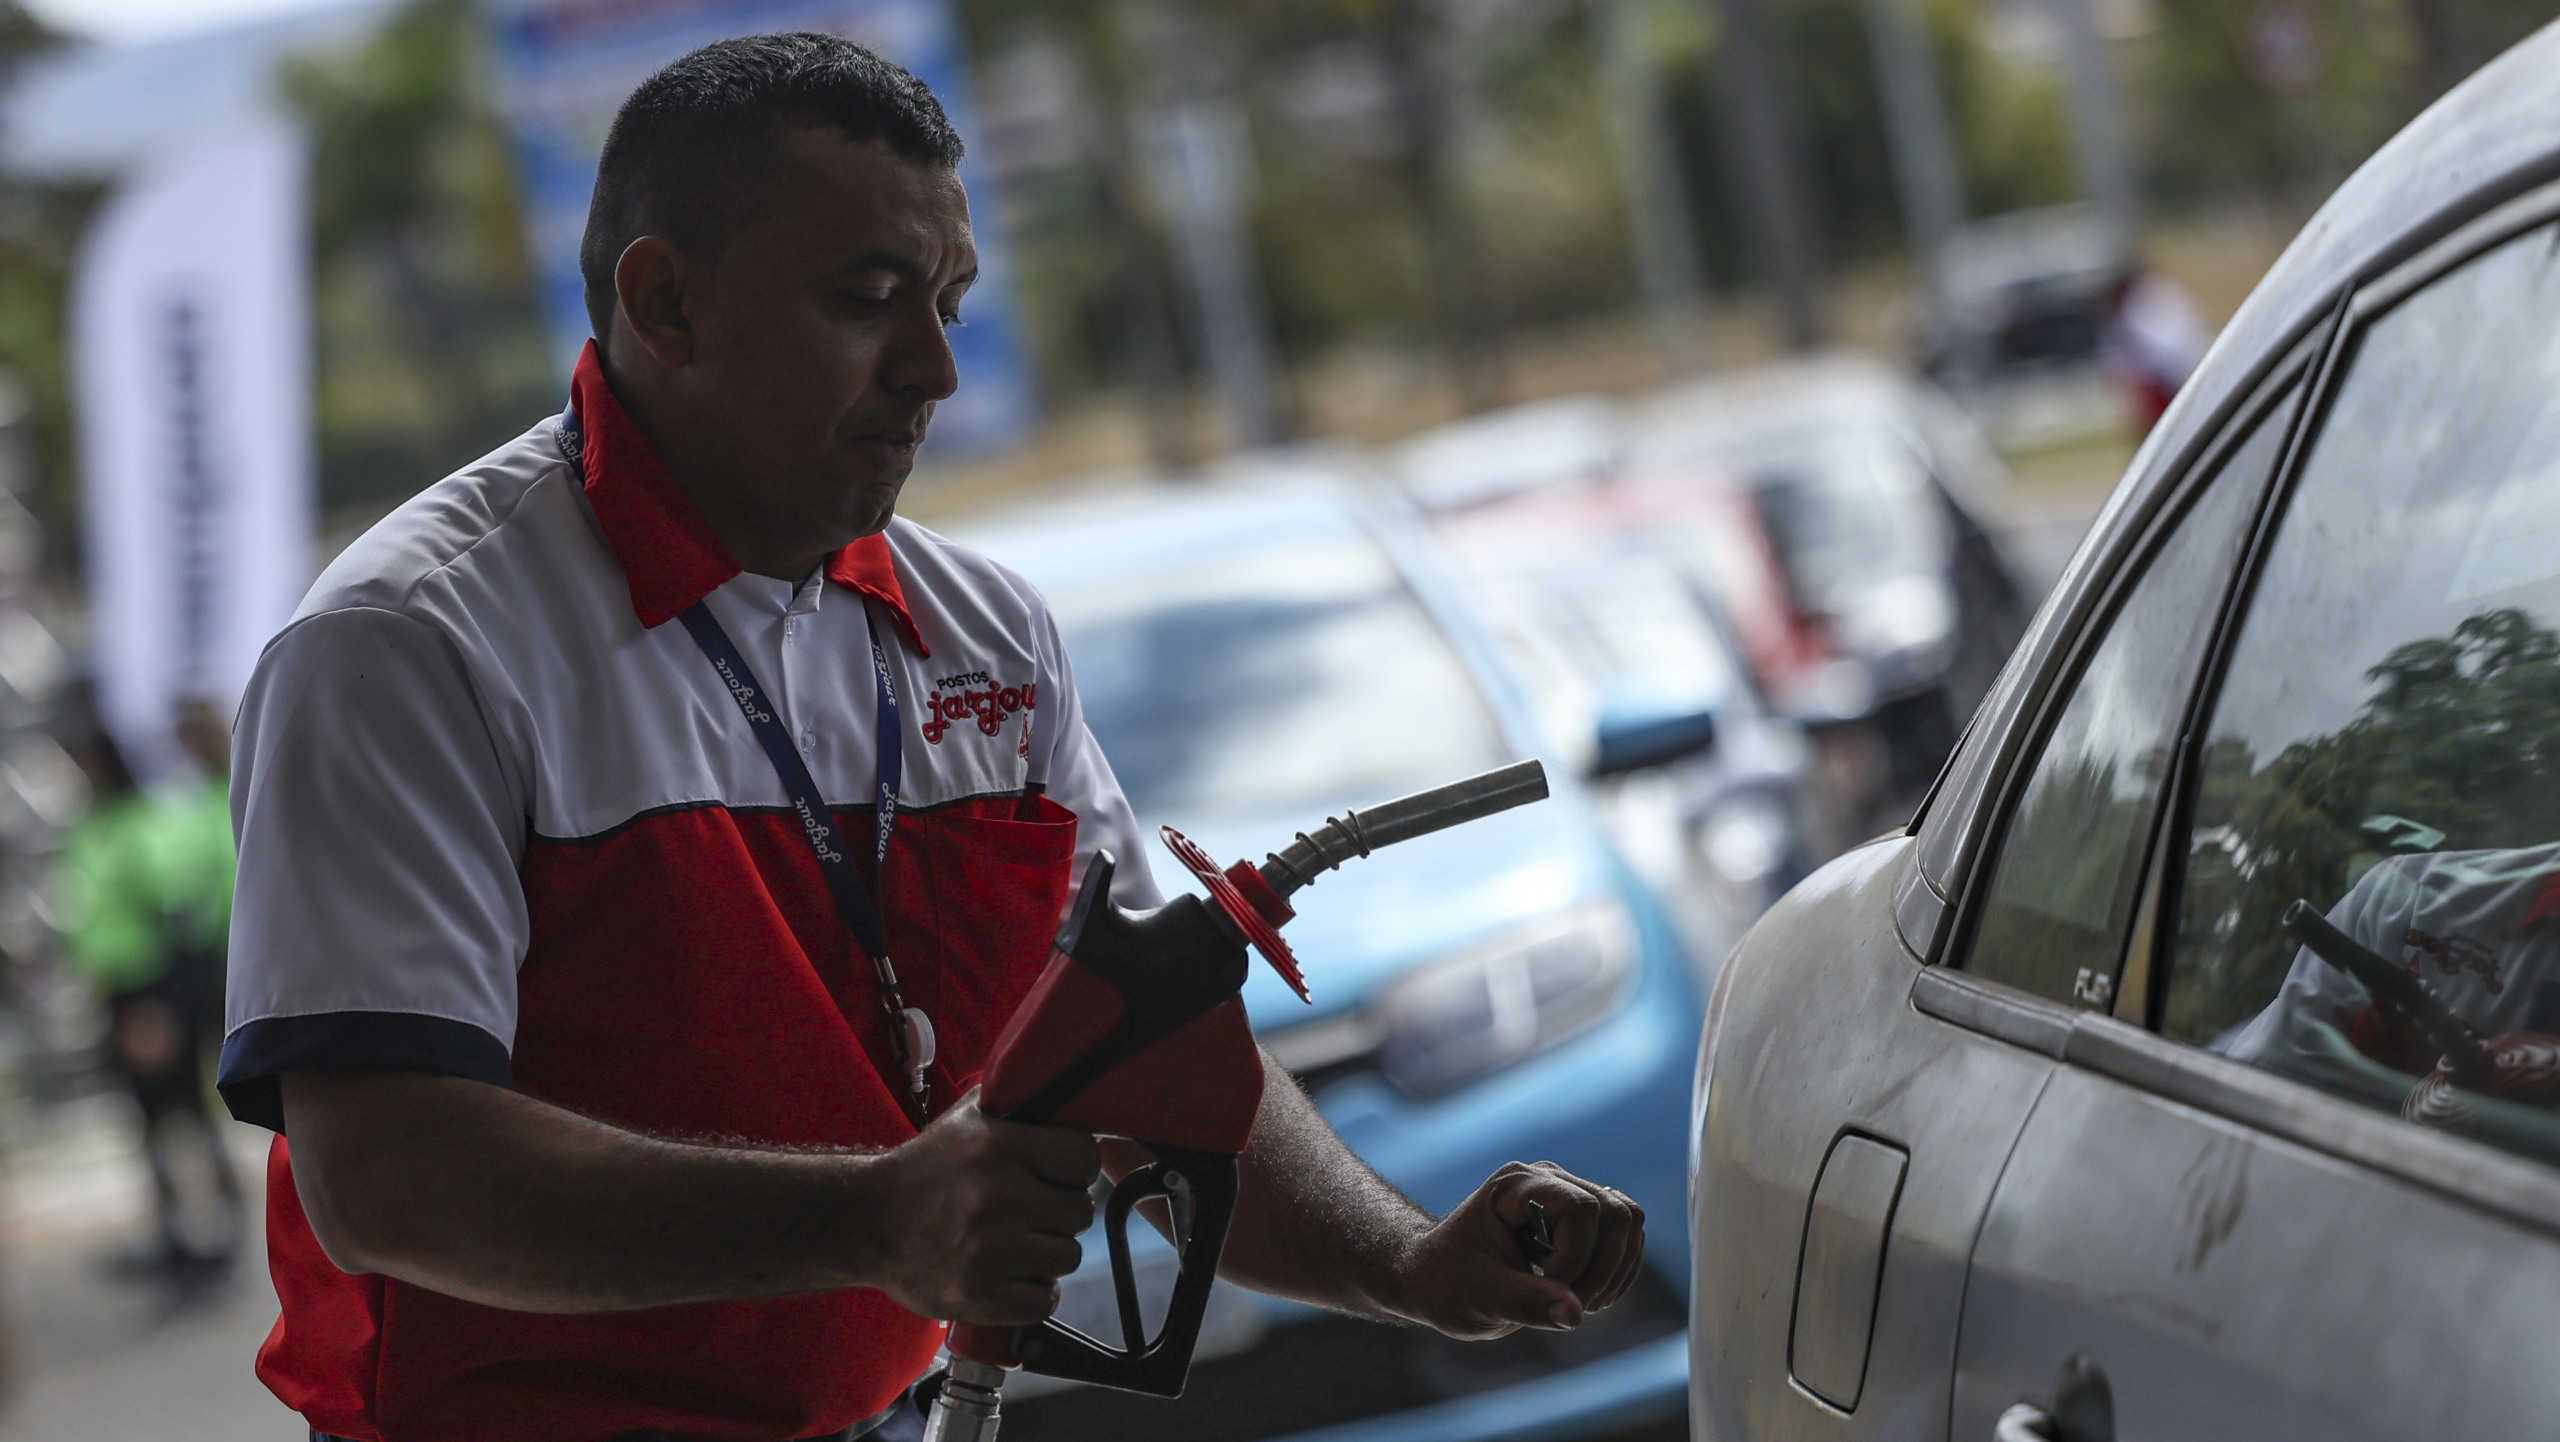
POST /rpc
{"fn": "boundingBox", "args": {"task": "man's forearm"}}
[282,1071,884,1313]
[1173,1054,1435,1324]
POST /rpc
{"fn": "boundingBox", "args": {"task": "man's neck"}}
[599,354,834,583]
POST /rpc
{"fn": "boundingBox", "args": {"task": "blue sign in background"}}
[485,0,1036,456]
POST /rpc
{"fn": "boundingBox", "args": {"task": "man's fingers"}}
[1604,1192,1647,1307]
[1593,1199,1645,1309]
[992,1230,1082,1285]
[1574,1184,1644,1309]
[955,1278,1065,1327]
[1495,1163,1647,1309]
[1468,1254,1584,1334]
[1000,1171,1098,1239]
[998,1119,1104,1190]
[1509,1163,1607,1298]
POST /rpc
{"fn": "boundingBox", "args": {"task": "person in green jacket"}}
[58,701,242,1295]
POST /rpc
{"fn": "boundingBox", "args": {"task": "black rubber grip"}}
[1259,760,1549,898]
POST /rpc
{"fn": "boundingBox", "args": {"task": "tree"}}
[284,0,554,513]
[2172,608,2560,1041]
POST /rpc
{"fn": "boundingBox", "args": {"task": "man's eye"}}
[839,292,895,314]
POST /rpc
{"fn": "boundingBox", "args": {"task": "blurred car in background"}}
[1630,356,2032,838]
[958,468,1699,1442]
[1918,204,2132,444]
[1422,473,1815,975]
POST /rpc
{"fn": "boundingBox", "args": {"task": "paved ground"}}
[0,1096,295,1441]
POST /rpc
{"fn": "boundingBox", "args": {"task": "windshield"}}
[1457,552,1743,740]
[1045,535,1511,821]
[1726,426,1946,612]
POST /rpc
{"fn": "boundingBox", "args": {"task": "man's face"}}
[680,127,975,545]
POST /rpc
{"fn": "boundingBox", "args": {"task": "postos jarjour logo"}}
[923,669,1037,744]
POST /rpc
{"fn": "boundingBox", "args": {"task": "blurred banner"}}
[486,0,1037,455]
[72,117,315,785]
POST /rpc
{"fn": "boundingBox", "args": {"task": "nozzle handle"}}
[1259,760,1549,899]
[2281,898,2494,1085]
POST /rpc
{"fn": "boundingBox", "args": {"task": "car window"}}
[1961,409,2284,1006]
[2165,222,2560,1169]
[1044,535,1510,823]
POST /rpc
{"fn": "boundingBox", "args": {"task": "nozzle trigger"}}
[1164,1170,1197,1255]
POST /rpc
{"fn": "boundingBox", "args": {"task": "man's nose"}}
[881,302,961,403]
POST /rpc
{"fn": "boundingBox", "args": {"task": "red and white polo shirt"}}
[217,342,1159,1442]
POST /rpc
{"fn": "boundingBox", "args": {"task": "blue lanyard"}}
[562,401,936,1116]
[680,597,938,1118]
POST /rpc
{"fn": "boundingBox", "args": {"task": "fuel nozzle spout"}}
[1160,761,1551,1005]
[921,1357,1008,1442]
[1259,760,1551,898]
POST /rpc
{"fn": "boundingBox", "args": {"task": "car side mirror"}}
[1592,703,1718,777]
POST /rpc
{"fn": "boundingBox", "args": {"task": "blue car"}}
[954,470,1700,1442]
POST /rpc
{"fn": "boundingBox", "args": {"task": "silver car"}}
[1690,24,2560,1442]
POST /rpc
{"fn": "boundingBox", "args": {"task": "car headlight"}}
[1377,900,1639,1099]
[1697,793,1793,889]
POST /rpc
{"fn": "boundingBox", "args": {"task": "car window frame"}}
[1935,350,2323,1006]
[1904,330,2337,963]
[1918,172,2560,1237]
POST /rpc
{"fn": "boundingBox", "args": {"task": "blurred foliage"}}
[2170,608,2560,1042]
[284,0,555,514]
[2142,0,2560,206]
[0,0,90,548]
[950,0,2560,417]
[958,0,2099,407]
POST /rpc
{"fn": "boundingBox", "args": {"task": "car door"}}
[1942,187,2560,1440]
[1687,830,2063,1442]
[1684,346,2278,1442]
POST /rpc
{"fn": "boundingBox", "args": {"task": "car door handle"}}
[1995,1404,2056,1441]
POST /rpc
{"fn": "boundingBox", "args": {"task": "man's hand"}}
[1209,1066,1649,1341]
[857,1091,1101,1325]
[1391,1161,1646,1339]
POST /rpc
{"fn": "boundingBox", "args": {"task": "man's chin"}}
[829,474,909,540]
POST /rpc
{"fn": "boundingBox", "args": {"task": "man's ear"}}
[613,235,696,369]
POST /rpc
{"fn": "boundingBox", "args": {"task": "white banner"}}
[72,118,313,785]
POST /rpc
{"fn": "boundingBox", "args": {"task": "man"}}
[61,702,242,1303]
[218,34,1644,1442]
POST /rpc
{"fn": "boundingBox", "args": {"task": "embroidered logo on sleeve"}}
[2404,925,2508,995]
[921,669,1039,744]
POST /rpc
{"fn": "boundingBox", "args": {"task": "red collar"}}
[565,340,926,653]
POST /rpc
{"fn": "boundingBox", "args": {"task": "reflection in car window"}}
[2168,223,2560,1168]
[1045,536,1510,822]
[1961,415,2277,1006]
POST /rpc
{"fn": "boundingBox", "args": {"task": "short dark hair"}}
[578,32,964,340]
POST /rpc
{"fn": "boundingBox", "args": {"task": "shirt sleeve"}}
[217,605,531,1132]
[1027,601,1164,911]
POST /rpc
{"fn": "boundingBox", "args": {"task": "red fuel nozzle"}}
[947,760,1551,1404]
